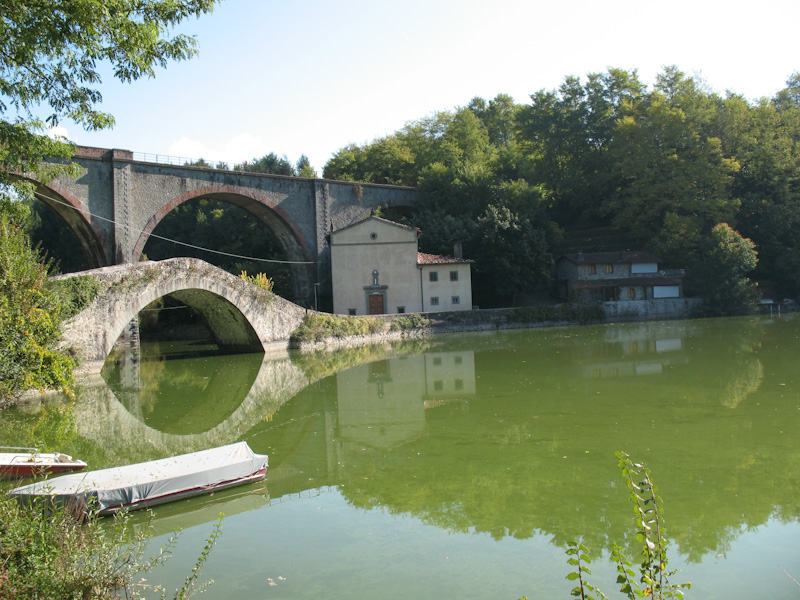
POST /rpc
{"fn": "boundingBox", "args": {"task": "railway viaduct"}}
[35,146,416,304]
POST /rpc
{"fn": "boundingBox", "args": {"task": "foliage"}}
[49,275,102,319]
[562,453,691,600]
[239,270,274,293]
[0,491,222,600]
[687,223,759,316]
[390,313,433,330]
[234,152,296,176]
[324,67,800,305]
[291,312,385,342]
[0,199,75,405]
[0,0,217,192]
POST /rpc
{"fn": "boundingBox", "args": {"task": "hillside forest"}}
[29,66,800,309]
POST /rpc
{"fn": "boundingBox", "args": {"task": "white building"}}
[329,216,473,315]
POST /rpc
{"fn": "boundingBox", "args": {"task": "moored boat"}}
[0,447,87,478]
[8,442,268,516]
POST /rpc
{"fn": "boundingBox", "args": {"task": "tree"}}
[687,223,759,315]
[1,0,217,192]
[296,154,316,178]
[0,0,219,402]
[234,152,296,176]
[0,200,74,405]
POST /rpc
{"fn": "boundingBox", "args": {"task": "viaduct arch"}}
[58,257,308,372]
[40,146,417,304]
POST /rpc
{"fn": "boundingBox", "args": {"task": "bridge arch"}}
[59,258,307,370]
[132,185,315,303]
[26,178,113,269]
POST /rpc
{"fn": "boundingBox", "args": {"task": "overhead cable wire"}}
[33,190,316,265]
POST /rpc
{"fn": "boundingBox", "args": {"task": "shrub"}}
[239,270,274,293]
[0,492,222,600]
[390,314,433,330]
[291,313,385,342]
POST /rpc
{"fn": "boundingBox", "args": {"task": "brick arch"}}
[27,179,113,269]
[132,185,315,302]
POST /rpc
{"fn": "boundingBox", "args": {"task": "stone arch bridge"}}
[59,257,309,373]
[35,146,416,304]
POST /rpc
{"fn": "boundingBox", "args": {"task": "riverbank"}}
[289,304,606,352]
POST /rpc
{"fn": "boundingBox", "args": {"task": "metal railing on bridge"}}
[133,151,232,170]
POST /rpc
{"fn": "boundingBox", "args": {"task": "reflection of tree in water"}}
[334,317,800,563]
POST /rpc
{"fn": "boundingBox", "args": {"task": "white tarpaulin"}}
[10,442,268,515]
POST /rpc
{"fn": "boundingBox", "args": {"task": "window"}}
[454,355,463,365]
[605,264,614,274]
[348,308,356,316]
[429,271,438,282]
[454,378,464,390]
[397,306,405,313]
[433,380,443,391]
[430,296,439,306]
[627,288,636,299]
[433,357,442,366]
[451,296,460,304]
[588,264,597,274]
[450,270,459,281]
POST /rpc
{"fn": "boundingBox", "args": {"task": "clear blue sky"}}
[56,0,800,173]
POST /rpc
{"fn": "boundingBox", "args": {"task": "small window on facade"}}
[605,264,614,274]
[429,271,438,282]
[430,296,439,306]
[433,357,442,366]
[348,308,356,316]
[433,380,443,391]
[397,306,405,313]
[454,355,463,365]
[588,264,597,274]
[627,288,636,299]
[452,296,460,304]
[450,270,458,281]
[454,378,464,390]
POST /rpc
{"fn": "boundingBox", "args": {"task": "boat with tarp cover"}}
[0,447,87,478]
[8,442,268,516]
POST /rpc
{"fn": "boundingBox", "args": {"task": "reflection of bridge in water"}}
[73,348,478,470]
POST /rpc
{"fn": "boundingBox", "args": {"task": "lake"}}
[2,315,799,599]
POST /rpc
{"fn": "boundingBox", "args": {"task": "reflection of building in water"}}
[336,351,476,448]
[574,322,693,379]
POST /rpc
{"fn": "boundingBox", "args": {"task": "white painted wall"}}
[331,218,421,315]
[420,264,473,312]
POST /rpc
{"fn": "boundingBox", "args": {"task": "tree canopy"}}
[0,0,219,402]
[324,66,800,306]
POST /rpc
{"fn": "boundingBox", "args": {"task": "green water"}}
[2,316,799,599]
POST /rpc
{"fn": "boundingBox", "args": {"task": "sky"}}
[54,0,800,174]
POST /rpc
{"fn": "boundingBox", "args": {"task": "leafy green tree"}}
[0,200,74,404]
[473,205,553,306]
[296,154,316,178]
[0,0,219,402]
[687,223,759,315]
[235,152,296,176]
[605,75,740,265]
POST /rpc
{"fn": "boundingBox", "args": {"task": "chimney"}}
[453,241,463,259]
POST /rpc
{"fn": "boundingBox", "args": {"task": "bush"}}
[239,270,274,293]
[291,313,385,342]
[390,314,433,330]
[0,199,75,405]
[0,492,222,600]
[49,275,102,320]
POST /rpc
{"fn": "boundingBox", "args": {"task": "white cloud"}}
[47,125,70,140]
